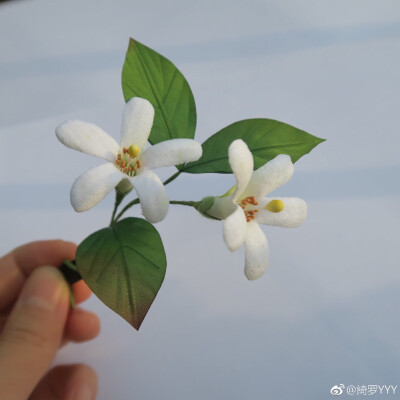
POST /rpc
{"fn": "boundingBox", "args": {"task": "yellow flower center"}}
[115,146,141,177]
[239,196,285,222]
[265,199,285,213]
[128,145,140,158]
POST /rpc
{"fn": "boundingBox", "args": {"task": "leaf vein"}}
[135,48,174,140]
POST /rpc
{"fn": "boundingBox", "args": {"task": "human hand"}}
[0,240,100,400]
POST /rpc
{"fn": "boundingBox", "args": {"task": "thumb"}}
[0,266,70,400]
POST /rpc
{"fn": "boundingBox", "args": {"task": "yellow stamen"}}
[265,199,285,213]
[128,144,140,158]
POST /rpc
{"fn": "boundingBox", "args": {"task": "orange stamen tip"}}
[133,166,137,171]
[116,160,121,165]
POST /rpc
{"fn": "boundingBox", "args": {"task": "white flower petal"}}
[132,170,169,223]
[56,121,120,162]
[243,154,294,199]
[223,205,247,251]
[140,139,202,170]
[256,197,307,227]
[71,163,125,212]
[244,221,269,281]
[120,97,154,151]
[228,139,254,202]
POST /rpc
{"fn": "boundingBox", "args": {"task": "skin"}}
[0,240,100,400]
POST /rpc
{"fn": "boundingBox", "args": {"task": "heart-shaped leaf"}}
[76,217,167,330]
[182,118,325,173]
[122,38,197,145]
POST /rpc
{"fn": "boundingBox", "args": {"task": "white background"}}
[1,0,400,399]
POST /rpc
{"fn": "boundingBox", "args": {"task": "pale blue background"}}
[1,1,400,399]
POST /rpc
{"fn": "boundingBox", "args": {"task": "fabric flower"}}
[56,97,202,223]
[206,139,307,280]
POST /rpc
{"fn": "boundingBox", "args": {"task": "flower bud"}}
[116,178,133,195]
[194,196,220,220]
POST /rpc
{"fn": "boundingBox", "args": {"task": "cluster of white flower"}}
[56,97,306,280]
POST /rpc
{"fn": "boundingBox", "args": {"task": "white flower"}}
[56,97,202,223]
[206,139,307,280]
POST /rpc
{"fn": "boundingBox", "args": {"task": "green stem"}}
[110,191,123,225]
[170,200,198,207]
[59,260,82,308]
[113,171,183,222]
[60,260,82,285]
[114,197,140,222]
[163,170,181,186]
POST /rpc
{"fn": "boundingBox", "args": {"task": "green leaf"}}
[76,218,167,330]
[182,119,325,174]
[122,38,197,145]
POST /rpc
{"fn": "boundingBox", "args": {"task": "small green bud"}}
[116,178,133,195]
[194,196,220,220]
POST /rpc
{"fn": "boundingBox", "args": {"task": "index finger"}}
[0,240,77,311]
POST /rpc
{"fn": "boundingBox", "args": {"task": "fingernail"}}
[73,384,92,400]
[19,266,67,312]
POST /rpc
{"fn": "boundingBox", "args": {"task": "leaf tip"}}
[128,37,136,49]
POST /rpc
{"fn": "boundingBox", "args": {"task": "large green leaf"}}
[76,218,167,330]
[122,38,196,145]
[182,119,325,174]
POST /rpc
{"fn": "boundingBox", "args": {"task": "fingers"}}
[0,267,70,400]
[72,280,93,304]
[65,307,101,343]
[0,240,77,311]
[1,307,101,346]
[30,364,97,400]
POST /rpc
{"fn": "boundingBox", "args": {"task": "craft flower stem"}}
[169,200,199,207]
[52,37,324,330]
[162,171,182,186]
